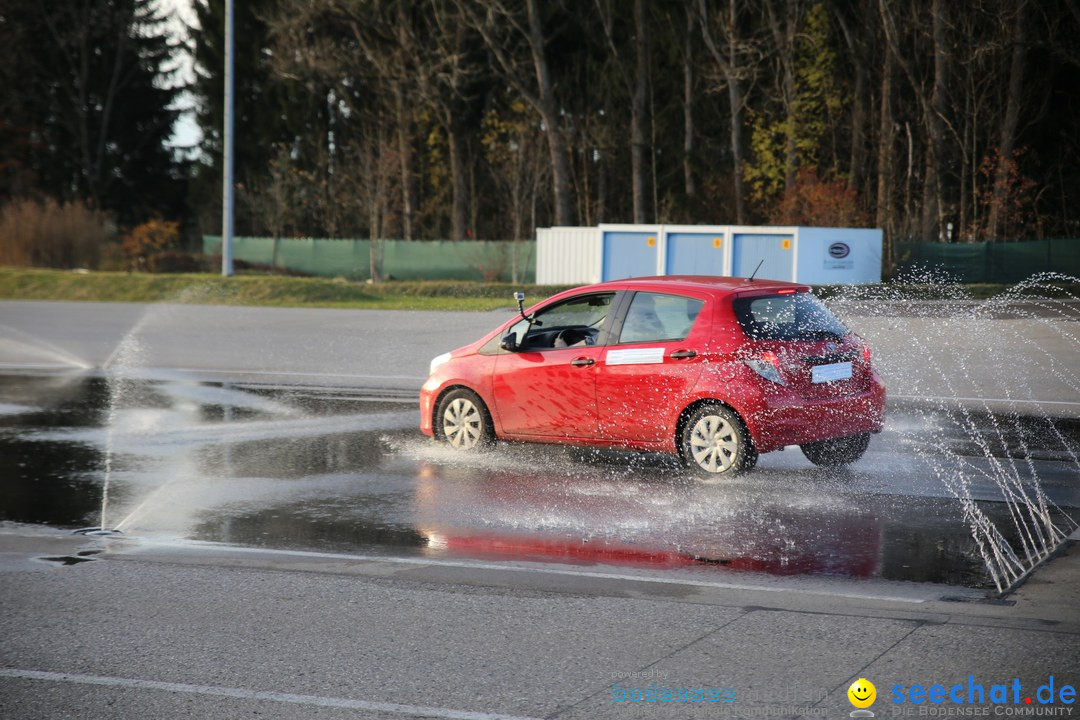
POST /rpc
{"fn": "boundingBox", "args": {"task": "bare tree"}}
[593,0,650,223]
[482,98,547,280]
[266,0,419,240]
[683,6,697,202]
[416,0,486,241]
[876,45,896,262]
[456,0,574,226]
[878,0,947,240]
[986,0,1028,241]
[699,0,759,223]
[833,0,874,206]
[762,0,806,192]
[921,0,950,242]
[344,0,419,240]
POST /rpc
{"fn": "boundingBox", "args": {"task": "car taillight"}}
[862,345,872,365]
[744,351,787,385]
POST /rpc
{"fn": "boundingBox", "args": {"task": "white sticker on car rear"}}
[606,347,665,366]
[812,361,853,384]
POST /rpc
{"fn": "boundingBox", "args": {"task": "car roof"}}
[576,275,809,297]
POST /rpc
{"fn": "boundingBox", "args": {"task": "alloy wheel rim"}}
[443,398,482,449]
[689,414,738,473]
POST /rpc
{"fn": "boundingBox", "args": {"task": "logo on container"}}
[829,242,851,259]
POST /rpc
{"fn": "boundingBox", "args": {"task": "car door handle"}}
[570,357,595,367]
[670,350,697,359]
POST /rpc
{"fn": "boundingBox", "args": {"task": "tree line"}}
[3,0,1080,267]
[1,0,184,228]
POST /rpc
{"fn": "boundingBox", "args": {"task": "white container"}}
[536,224,882,285]
[535,226,602,285]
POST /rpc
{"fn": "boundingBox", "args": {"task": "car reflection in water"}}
[411,458,886,579]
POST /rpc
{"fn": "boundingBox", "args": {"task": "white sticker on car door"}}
[606,347,665,366]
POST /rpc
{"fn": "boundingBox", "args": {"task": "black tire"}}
[680,404,757,482]
[435,388,495,450]
[800,432,870,467]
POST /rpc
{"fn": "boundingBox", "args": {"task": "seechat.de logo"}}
[891,675,1076,707]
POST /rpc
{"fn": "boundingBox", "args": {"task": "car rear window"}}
[732,292,847,341]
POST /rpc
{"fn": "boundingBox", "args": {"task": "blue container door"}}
[732,234,794,281]
[602,231,658,281]
[665,233,725,276]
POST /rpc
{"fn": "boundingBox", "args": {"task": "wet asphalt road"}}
[1,298,1079,719]
[2,371,1074,588]
[0,299,1078,589]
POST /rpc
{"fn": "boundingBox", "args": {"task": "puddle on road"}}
[0,371,1075,589]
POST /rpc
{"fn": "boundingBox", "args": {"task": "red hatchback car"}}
[420,276,885,479]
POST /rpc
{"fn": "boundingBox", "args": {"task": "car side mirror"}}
[500,334,518,352]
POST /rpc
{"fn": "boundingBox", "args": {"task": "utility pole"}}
[221,0,235,276]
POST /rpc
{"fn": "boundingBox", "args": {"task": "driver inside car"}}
[552,325,596,348]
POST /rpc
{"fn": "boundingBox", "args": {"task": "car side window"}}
[618,292,704,344]
[505,292,615,351]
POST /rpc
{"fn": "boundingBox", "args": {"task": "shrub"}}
[0,197,112,268]
[770,168,869,227]
[121,219,179,270]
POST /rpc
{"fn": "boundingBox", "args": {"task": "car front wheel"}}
[800,432,870,467]
[435,388,495,450]
[681,404,757,481]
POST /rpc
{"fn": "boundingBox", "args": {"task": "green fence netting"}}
[203,237,537,282]
[895,239,1080,283]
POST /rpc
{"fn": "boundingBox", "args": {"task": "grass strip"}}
[1,266,1076,311]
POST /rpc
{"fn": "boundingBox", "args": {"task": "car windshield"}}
[535,293,612,329]
[503,293,614,349]
[733,292,847,341]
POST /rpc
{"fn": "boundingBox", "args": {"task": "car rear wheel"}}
[681,404,757,481]
[800,432,870,467]
[436,388,495,450]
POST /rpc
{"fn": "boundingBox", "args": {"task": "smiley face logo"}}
[848,678,876,709]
